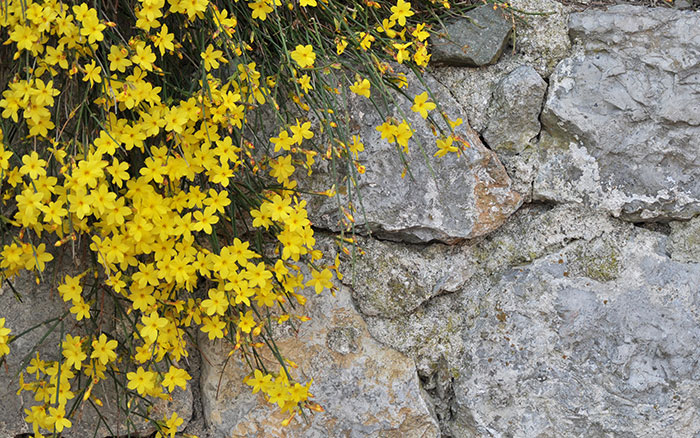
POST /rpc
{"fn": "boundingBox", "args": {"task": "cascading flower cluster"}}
[0,0,478,435]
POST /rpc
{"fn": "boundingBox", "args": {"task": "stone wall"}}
[2,2,699,437]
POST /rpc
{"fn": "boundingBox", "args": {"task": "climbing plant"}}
[0,0,514,435]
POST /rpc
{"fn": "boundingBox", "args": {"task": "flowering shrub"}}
[0,0,505,435]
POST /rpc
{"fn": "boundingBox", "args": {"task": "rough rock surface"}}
[340,236,473,318]
[452,221,700,438]
[200,260,439,438]
[433,0,570,133]
[360,205,700,437]
[306,72,522,243]
[0,268,193,438]
[507,0,571,75]
[669,216,700,263]
[536,5,700,220]
[484,65,547,154]
[431,5,513,67]
[480,64,548,199]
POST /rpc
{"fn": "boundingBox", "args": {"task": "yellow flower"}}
[0,318,11,358]
[80,14,106,44]
[108,45,132,72]
[58,275,83,303]
[306,268,333,294]
[348,135,365,158]
[140,312,168,344]
[83,61,102,87]
[289,119,313,144]
[201,44,227,71]
[246,369,272,394]
[298,74,313,93]
[192,208,220,234]
[91,333,118,364]
[434,136,459,157]
[30,243,54,272]
[412,23,430,41]
[48,406,72,433]
[131,42,157,71]
[244,262,272,288]
[71,300,91,321]
[201,288,229,316]
[203,189,231,214]
[30,79,60,107]
[358,32,375,51]
[349,78,371,98]
[249,0,273,20]
[376,121,397,143]
[9,25,39,52]
[394,41,413,64]
[336,38,348,55]
[154,24,175,55]
[163,412,184,437]
[390,0,415,27]
[410,91,436,119]
[394,120,413,151]
[290,44,316,69]
[62,334,87,370]
[19,151,47,179]
[201,315,226,339]
[162,365,191,392]
[270,154,295,183]
[129,287,156,314]
[127,366,157,395]
[271,130,295,152]
[413,44,431,67]
[238,310,256,333]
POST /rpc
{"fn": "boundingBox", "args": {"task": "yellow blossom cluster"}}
[0,0,466,433]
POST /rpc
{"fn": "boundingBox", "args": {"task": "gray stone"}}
[674,0,693,9]
[364,293,467,430]
[430,0,569,202]
[451,224,700,437]
[536,6,700,221]
[431,61,520,133]
[199,260,439,438]
[356,204,700,437]
[432,0,570,133]
[359,204,618,350]
[507,0,571,75]
[431,5,513,67]
[341,235,473,318]
[484,65,547,153]
[669,216,700,263]
[306,71,522,243]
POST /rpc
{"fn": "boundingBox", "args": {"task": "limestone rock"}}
[306,72,522,243]
[536,6,700,220]
[451,225,700,437]
[356,204,700,437]
[199,268,439,438]
[432,0,570,133]
[431,5,513,67]
[342,235,473,318]
[484,65,547,153]
[669,216,700,263]
[507,0,571,76]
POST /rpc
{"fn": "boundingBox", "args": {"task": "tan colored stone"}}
[200,283,439,438]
